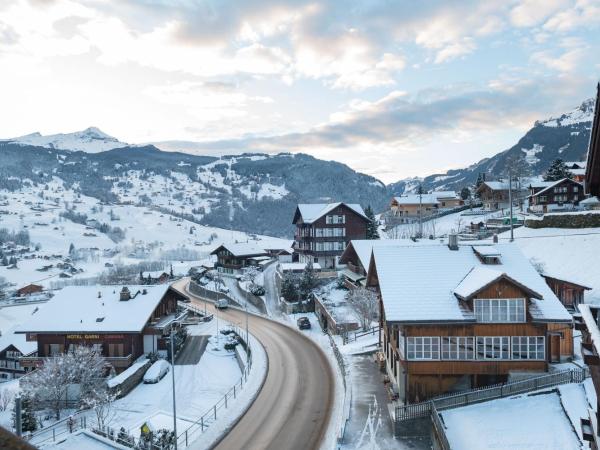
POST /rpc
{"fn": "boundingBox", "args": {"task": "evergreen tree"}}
[474,173,485,199]
[13,393,37,433]
[170,264,174,278]
[460,187,471,201]
[0,255,7,266]
[544,158,573,181]
[364,205,380,240]
[68,243,75,256]
[299,261,318,300]
[281,273,299,302]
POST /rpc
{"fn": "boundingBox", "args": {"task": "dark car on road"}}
[297,317,311,330]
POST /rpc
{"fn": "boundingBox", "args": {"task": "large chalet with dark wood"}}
[16,285,187,373]
[366,240,573,402]
[528,178,584,213]
[293,203,369,269]
[476,181,526,211]
[211,243,270,275]
[586,83,600,198]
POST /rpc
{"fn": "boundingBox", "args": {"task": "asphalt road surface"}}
[172,278,335,450]
[175,335,208,365]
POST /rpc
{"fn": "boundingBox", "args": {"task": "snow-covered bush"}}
[346,287,379,331]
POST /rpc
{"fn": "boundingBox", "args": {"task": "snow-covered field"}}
[384,208,504,239]
[0,180,289,291]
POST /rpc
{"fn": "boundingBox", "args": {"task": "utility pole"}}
[170,326,178,449]
[418,184,423,238]
[508,172,514,242]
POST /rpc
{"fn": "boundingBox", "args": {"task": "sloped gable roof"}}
[210,242,269,257]
[393,194,439,205]
[371,243,571,323]
[294,202,367,223]
[454,266,544,301]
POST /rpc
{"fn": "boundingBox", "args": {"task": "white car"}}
[143,360,170,384]
[216,298,229,309]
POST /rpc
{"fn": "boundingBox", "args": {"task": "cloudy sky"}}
[1,0,599,182]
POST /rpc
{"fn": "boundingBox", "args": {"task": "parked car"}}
[297,317,311,330]
[219,286,230,294]
[143,360,170,384]
[216,298,229,309]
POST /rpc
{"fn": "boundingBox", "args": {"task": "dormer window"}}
[474,298,525,323]
[472,246,501,264]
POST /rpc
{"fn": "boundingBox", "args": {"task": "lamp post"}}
[170,324,178,450]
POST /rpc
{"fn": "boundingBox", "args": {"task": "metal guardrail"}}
[343,326,380,344]
[431,404,451,450]
[395,367,589,422]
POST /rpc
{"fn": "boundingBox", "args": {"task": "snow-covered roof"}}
[530,178,581,197]
[580,196,600,205]
[472,245,500,257]
[565,161,587,169]
[16,285,177,333]
[431,191,459,199]
[454,266,543,300]
[393,194,439,205]
[279,262,321,271]
[211,242,269,257]
[0,326,37,355]
[371,243,571,323]
[295,203,367,223]
[529,180,555,189]
[481,181,511,190]
[342,239,440,272]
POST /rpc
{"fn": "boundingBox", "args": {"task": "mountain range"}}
[0,98,594,237]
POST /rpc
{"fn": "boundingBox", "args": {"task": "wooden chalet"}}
[293,203,369,269]
[565,161,587,183]
[367,241,573,402]
[476,181,525,211]
[576,304,600,449]
[389,194,439,224]
[16,285,188,373]
[211,243,270,275]
[542,274,591,312]
[586,83,600,197]
[15,284,43,297]
[527,178,584,213]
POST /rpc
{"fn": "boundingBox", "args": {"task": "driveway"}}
[175,335,209,366]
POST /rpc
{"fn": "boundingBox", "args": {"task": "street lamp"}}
[170,323,179,450]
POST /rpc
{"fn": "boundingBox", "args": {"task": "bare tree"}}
[24,356,75,420]
[346,287,379,331]
[0,388,14,411]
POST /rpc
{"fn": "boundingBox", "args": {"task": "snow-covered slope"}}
[3,127,127,153]
[389,98,595,195]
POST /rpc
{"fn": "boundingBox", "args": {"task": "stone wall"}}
[109,359,152,399]
[525,212,600,229]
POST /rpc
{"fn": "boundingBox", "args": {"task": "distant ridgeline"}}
[0,97,594,237]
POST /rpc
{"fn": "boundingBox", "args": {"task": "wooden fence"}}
[396,367,588,423]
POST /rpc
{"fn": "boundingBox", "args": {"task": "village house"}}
[211,243,270,275]
[542,274,591,312]
[432,191,464,209]
[586,83,600,198]
[292,203,369,269]
[389,194,439,224]
[15,284,43,297]
[476,181,526,211]
[565,161,587,183]
[367,240,573,402]
[16,285,188,373]
[527,178,585,213]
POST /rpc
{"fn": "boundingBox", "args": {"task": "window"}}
[441,337,475,360]
[474,298,525,323]
[476,336,510,360]
[511,336,545,360]
[326,214,345,224]
[573,186,579,192]
[406,337,440,360]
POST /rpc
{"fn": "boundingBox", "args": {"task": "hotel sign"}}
[66,334,124,340]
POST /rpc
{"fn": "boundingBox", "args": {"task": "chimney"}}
[119,286,131,301]
[448,233,459,251]
[493,234,498,244]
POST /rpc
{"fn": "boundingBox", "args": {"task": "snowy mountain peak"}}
[4,127,128,153]
[538,98,595,128]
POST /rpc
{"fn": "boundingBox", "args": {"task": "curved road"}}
[172,279,335,450]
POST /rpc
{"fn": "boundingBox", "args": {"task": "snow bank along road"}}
[172,279,335,450]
